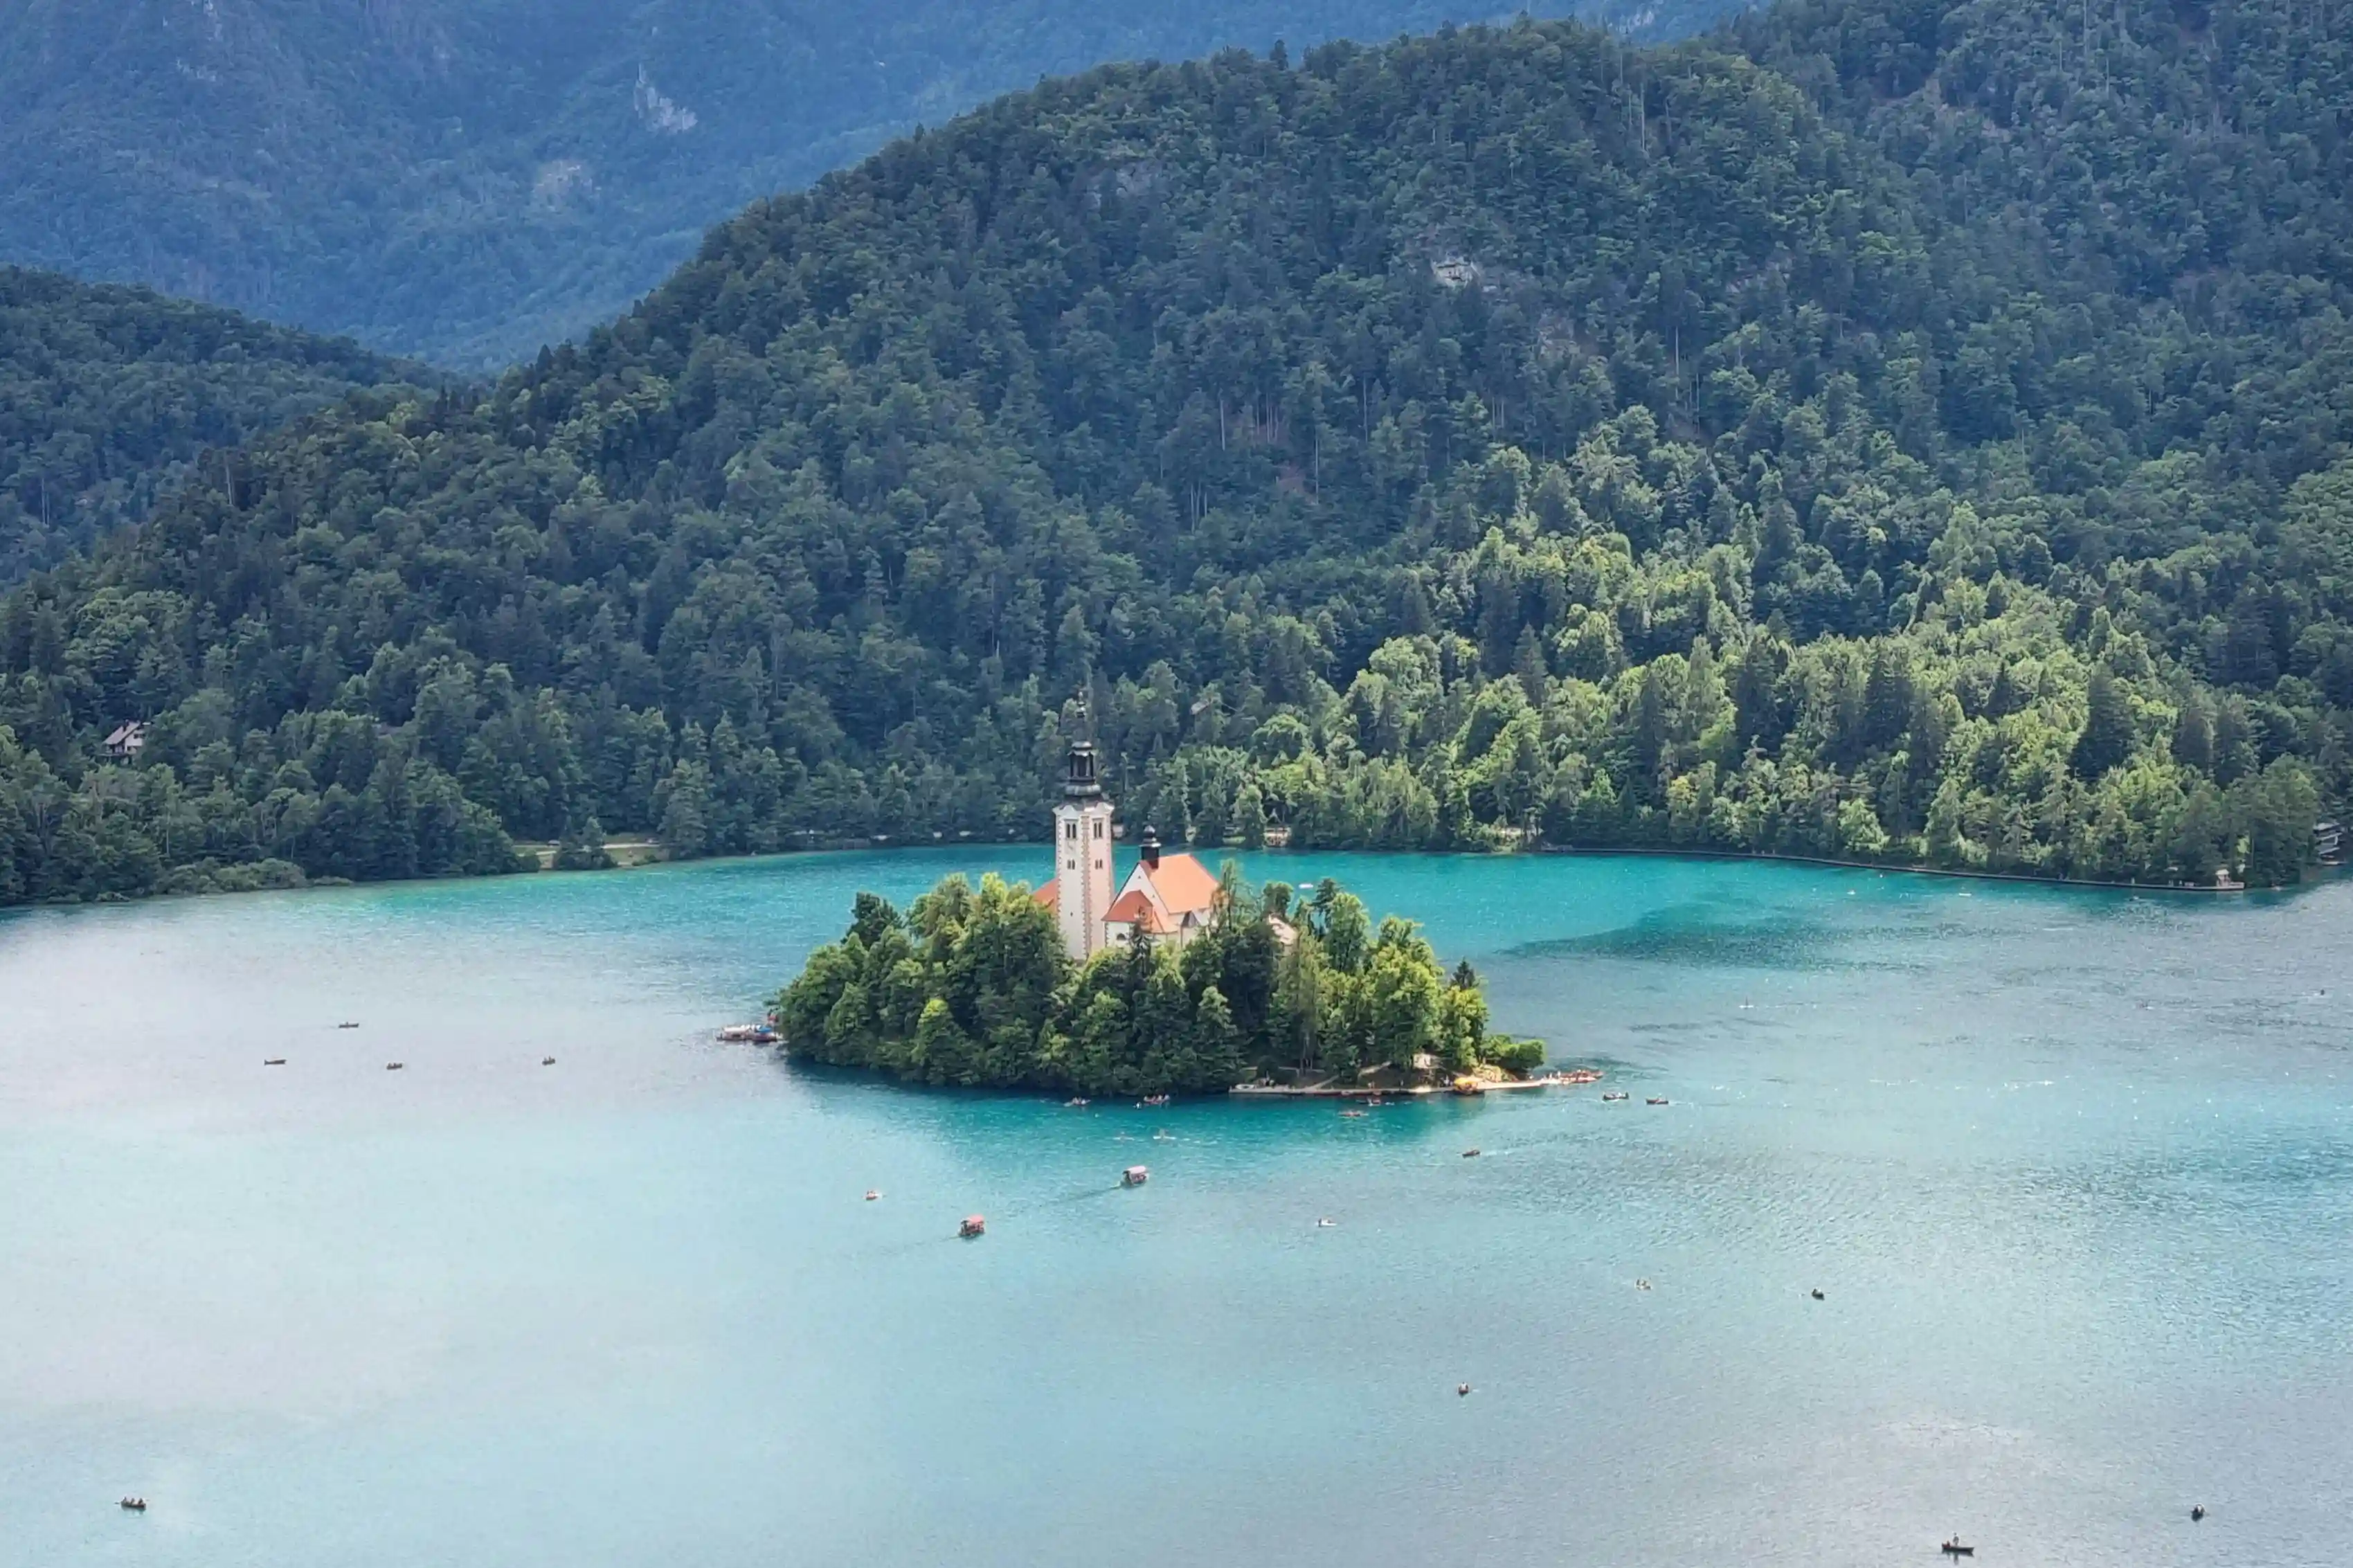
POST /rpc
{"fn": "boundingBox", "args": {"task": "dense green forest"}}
[1,268,417,585]
[3,0,2348,907]
[775,871,1542,1094]
[0,0,1709,367]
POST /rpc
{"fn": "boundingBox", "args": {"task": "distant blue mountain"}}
[0,0,1737,369]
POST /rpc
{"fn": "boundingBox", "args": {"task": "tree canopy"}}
[1,268,418,586]
[2,1,2346,906]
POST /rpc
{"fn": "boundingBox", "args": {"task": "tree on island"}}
[771,867,1542,1095]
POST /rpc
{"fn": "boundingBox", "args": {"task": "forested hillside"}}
[2,0,2346,906]
[0,0,1717,368]
[1,268,420,586]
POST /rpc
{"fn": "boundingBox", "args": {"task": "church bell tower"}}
[1052,723,1115,961]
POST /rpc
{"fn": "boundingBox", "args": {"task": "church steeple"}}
[1063,732,1102,799]
[1049,696,1115,960]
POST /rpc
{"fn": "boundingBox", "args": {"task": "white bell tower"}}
[1052,729,1115,961]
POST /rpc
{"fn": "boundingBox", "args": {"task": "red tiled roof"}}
[1140,851,1218,914]
[1105,887,1175,934]
[1032,878,1058,908]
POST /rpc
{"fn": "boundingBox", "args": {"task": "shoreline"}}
[773,1054,1608,1106]
[4,833,2330,916]
[1524,842,2319,896]
[1227,1072,1597,1100]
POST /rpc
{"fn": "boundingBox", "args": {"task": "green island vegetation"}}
[774,869,1544,1094]
[0,0,1704,368]
[3,0,2350,907]
[1,268,418,585]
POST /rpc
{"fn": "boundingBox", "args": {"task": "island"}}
[773,729,1544,1097]
[770,867,1544,1097]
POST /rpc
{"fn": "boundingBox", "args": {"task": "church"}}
[1031,732,1221,961]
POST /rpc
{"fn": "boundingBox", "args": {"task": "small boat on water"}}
[1940,1538,1974,1557]
[865,1189,881,1202]
[1064,1097,1090,1108]
[1121,1166,1149,1187]
[263,1058,286,1066]
[385,1062,405,1071]
[119,1498,146,1511]
[1340,1109,1366,1118]
[336,1022,359,1029]
[959,1215,986,1238]
[1139,1094,1171,1107]
[541,1056,557,1065]
[1810,1288,1825,1300]
[1646,1096,1670,1106]
[716,1023,779,1044]
[1461,1148,1480,1158]
[1601,1091,1629,1101]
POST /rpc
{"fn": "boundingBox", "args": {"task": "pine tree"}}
[2071,668,2134,780]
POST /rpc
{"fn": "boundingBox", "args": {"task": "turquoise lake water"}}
[3,849,2349,1567]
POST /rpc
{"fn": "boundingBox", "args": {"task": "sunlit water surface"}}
[3,850,2349,1567]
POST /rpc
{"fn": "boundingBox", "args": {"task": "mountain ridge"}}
[0,0,1736,368]
[0,1,2345,906]
[0,265,423,586]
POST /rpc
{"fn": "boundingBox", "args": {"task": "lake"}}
[3,849,2349,1567]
